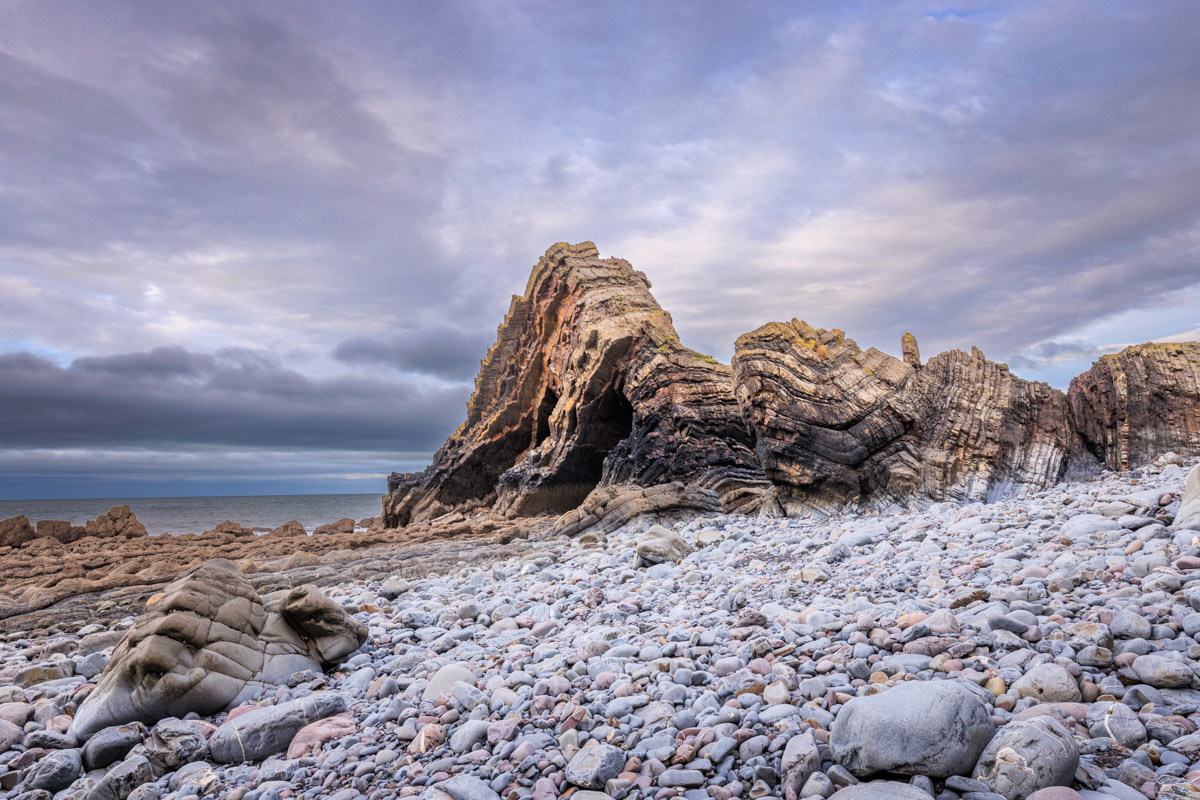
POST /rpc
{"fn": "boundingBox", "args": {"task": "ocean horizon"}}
[0,493,384,536]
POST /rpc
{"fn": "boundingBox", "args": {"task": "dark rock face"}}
[381,243,1200,528]
[1068,342,1200,470]
[732,320,1096,513]
[383,242,766,527]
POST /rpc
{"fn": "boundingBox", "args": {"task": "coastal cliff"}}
[386,242,1200,527]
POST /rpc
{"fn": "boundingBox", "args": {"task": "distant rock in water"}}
[383,242,1200,527]
[1068,341,1200,470]
[85,505,148,539]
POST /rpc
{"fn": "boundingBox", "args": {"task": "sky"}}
[1,1,1198,500]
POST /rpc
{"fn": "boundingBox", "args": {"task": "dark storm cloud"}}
[1,1,1199,495]
[333,326,489,380]
[0,348,468,452]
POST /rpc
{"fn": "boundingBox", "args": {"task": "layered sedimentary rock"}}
[383,242,1200,528]
[732,320,1096,513]
[383,242,765,527]
[71,558,366,739]
[1068,342,1200,470]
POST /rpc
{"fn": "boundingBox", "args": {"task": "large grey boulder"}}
[1177,465,1200,531]
[422,663,476,702]
[829,782,936,800]
[82,723,147,771]
[635,525,692,567]
[418,774,501,800]
[86,754,154,800]
[25,748,82,792]
[70,559,366,740]
[1012,663,1082,703]
[830,680,995,778]
[566,743,626,789]
[973,717,1079,800]
[208,691,348,763]
[1132,654,1194,688]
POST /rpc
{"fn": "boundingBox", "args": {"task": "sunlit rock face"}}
[70,558,367,740]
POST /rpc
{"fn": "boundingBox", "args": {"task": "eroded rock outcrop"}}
[383,242,765,528]
[1068,342,1200,470]
[70,558,367,739]
[732,321,1096,513]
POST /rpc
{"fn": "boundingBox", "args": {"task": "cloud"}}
[0,1,1199,495]
[0,347,470,452]
[333,325,489,380]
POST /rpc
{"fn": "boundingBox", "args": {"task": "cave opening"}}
[534,387,558,447]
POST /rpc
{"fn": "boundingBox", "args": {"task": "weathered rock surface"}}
[553,482,721,538]
[733,321,1095,512]
[1069,342,1200,470]
[830,680,995,778]
[383,242,766,528]
[208,691,348,763]
[0,515,35,549]
[69,559,365,739]
[1177,464,1200,531]
[84,505,148,540]
[973,717,1079,800]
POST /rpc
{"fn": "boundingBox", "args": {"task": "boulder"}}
[828,782,937,800]
[566,743,626,789]
[25,748,82,792]
[70,559,367,740]
[1132,654,1194,688]
[82,723,147,771]
[86,753,154,800]
[36,519,87,544]
[635,524,692,566]
[1012,663,1082,703]
[135,719,207,777]
[84,506,147,539]
[972,717,1079,800]
[423,663,476,702]
[1177,465,1200,532]
[418,774,501,800]
[0,514,35,548]
[208,691,348,763]
[287,712,356,759]
[267,520,307,537]
[314,518,354,535]
[830,680,995,778]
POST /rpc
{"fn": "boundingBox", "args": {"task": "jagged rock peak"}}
[902,332,921,367]
[1068,341,1200,470]
[383,242,765,528]
[732,320,1095,514]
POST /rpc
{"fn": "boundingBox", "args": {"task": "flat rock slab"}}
[209,692,348,764]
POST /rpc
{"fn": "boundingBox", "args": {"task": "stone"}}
[828,782,937,800]
[314,518,355,535]
[84,506,148,539]
[972,717,1079,800]
[1012,663,1082,703]
[423,663,476,701]
[82,723,147,771]
[70,559,366,740]
[0,514,36,548]
[287,713,356,759]
[566,743,626,789]
[0,719,20,753]
[1178,465,1200,532]
[138,719,208,776]
[781,731,821,800]
[636,524,692,566]
[830,679,995,778]
[1132,654,1194,688]
[25,748,82,792]
[86,754,154,800]
[207,691,349,763]
[418,774,501,800]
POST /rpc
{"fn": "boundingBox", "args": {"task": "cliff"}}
[383,243,1200,529]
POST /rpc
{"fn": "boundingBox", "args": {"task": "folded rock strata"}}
[384,243,1200,528]
[70,558,367,740]
[383,242,766,528]
[1068,341,1200,470]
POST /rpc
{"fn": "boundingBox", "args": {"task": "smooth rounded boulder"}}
[830,680,996,778]
[973,716,1079,800]
[829,781,937,799]
[208,691,348,763]
[70,559,367,740]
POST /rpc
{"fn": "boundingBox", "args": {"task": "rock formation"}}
[731,320,1094,513]
[1068,342,1200,470]
[382,243,1200,528]
[383,242,766,528]
[70,558,367,740]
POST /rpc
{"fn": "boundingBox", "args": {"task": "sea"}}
[0,494,384,536]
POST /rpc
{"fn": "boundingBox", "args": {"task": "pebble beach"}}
[4,456,1200,800]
